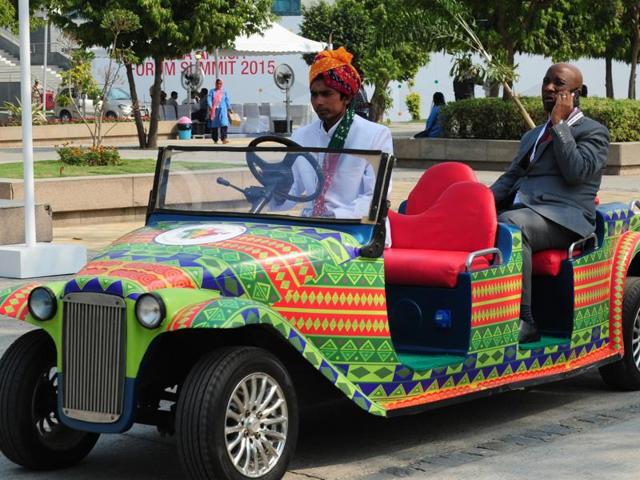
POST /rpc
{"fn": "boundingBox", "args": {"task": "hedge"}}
[440,97,640,142]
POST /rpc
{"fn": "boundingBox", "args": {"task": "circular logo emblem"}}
[155,224,247,246]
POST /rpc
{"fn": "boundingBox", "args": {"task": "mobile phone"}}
[571,88,580,108]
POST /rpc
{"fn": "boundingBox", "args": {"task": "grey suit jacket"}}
[491,114,609,237]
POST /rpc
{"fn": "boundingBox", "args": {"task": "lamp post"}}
[18,0,35,249]
[42,15,48,114]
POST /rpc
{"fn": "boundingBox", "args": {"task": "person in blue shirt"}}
[207,79,234,144]
[415,92,445,138]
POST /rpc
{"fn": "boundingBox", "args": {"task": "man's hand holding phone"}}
[550,89,578,125]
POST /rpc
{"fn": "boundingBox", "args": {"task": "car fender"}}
[164,295,387,416]
[0,281,53,325]
[609,230,640,353]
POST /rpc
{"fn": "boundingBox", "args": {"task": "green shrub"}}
[405,92,421,121]
[440,97,640,142]
[56,143,122,166]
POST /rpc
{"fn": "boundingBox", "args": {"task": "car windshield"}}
[108,87,130,100]
[154,146,390,224]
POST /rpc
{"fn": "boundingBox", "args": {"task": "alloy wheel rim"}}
[31,365,87,449]
[632,306,640,369]
[224,372,288,478]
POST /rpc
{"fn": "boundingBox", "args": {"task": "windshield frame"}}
[147,145,393,227]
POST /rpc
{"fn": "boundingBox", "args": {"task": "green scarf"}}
[328,106,355,149]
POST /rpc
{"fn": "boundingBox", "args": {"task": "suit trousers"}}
[498,206,580,308]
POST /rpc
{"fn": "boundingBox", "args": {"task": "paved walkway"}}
[0,123,426,164]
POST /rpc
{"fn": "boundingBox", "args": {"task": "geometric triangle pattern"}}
[167,295,385,416]
[2,204,638,419]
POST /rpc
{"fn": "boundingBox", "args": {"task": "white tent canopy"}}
[227,23,326,55]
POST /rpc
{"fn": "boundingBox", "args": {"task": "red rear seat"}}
[405,161,477,214]
[532,250,571,276]
[386,181,497,287]
[531,197,598,276]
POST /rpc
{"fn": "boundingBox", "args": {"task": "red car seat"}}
[405,162,477,215]
[386,181,498,287]
[531,197,599,276]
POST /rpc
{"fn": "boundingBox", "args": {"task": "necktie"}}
[539,122,552,144]
[311,153,340,217]
[521,123,552,169]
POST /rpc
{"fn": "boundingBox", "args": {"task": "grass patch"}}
[0,159,233,179]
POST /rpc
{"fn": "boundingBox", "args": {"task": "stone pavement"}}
[0,122,425,164]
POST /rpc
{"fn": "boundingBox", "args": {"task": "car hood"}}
[64,221,364,301]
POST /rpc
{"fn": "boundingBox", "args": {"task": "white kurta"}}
[288,114,393,246]
[289,114,393,218]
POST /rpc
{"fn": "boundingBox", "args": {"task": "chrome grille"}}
[62,292,126,423]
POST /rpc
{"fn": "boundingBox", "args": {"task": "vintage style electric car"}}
[0,138,639,480]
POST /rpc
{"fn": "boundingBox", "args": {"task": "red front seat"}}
[404,162,477,214]
[386,181,497,287]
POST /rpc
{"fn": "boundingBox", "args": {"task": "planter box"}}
[0,169,248,226]
[393,138,640,175]
[0,200,52,245]
[0,120,178,147]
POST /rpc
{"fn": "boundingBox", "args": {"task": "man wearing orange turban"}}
[282,47,393,241]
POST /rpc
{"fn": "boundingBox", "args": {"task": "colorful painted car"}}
[0,139,639,480]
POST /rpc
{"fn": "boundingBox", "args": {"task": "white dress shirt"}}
[285,113,394,245]
[289,114,393,216]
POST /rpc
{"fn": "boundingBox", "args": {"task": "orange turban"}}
[309,47,361,97]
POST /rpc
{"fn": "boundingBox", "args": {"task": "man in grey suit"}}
[491,64,609,343]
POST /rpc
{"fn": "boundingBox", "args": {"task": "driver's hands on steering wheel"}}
[246,136,325,204]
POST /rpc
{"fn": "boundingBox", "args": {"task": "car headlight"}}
[119,104,132,112]
[135,293,165,329]
[28,287,57,321]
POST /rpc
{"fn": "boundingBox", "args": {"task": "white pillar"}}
[0,0,87,278]
[42,19,48,114]
[18,0,36,248]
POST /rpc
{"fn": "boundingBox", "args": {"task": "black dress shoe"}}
[519,318,541,343]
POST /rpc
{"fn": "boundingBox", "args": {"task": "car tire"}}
[0,329,100,469]
[105,111,118,120]
[176,346,299,480]
[600,276,640,390]
[59,110,72,122]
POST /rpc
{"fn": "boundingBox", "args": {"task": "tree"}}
[418,0,535,128]
[529,0,626,99]
[57,9,140,147]
[300,0,432,122]
[48,0,272,148]
[627,2,640,99]
[0,0,15,28]
[431,0,555,98]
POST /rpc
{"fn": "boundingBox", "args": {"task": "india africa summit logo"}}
[154,224,247,245]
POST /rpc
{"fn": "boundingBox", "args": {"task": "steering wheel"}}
[246,135,325,203]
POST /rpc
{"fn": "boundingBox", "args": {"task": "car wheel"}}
[600,276,640,389]
[59,110,72,122]
[0,329,100,469]
[105,111,118,121]
[176,346,298,480]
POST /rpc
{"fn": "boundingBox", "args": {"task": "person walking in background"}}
[353,83,371,120]
[167,91,179,117]
[193,88,209,122]
[414,92,445,138]
[207,79,234,144]
[31,79,42,105]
